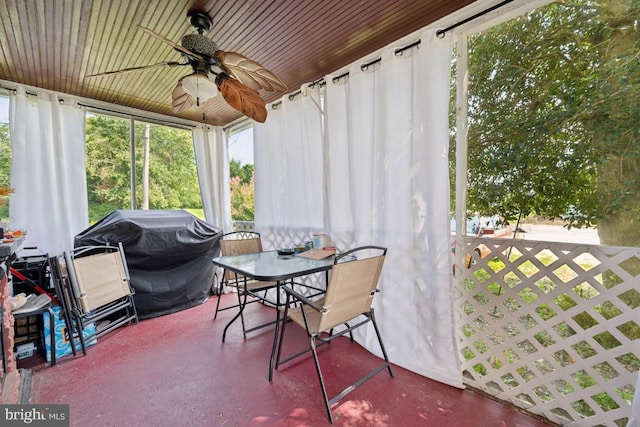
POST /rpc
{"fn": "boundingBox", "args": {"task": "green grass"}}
[184,208,205,220]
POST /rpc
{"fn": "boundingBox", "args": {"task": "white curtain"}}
[193,125,231,230]
[324,28,460,388]
[254,85,324,249]
[9,87,88,255]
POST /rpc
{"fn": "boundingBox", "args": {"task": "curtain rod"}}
[271,38,423,106]
[1,84,37,97]
[270,37,424,108]
[1,83,196,130]
[79,103,195,130]
[330,40,423,84]
[271,1,515,108]
[270,77,326,109]
[330,1,515,83]
[435,0,514,37]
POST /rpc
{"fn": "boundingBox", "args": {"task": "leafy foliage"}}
[3,112,250,224]
[229,159,254,221]
[85,115,202,222]
[459,0,640,244]
[229,159,253,185]
[0,124,11,218]
[85,115,132,211]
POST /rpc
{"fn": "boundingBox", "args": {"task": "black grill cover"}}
[74,210,222,320]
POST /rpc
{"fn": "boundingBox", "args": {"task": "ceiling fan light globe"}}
[181,73,218,104]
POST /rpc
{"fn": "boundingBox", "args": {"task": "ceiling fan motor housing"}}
[188,11,212,33]
[181,34,218,58]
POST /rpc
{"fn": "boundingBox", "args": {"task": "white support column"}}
[454,34,469,236]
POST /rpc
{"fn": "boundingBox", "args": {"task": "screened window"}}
[85,113,202,223]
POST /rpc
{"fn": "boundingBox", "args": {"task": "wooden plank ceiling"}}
[0,0,477,126]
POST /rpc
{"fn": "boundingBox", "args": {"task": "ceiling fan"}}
[86,11,287,123]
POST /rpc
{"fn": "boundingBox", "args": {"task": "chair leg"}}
[129,295,139,325]
[310,335,334,424]
[71,309,88,356]
[238,288,248,338]
[213,280,224,320]
[78,314,89,357]
[57,298,78,357]
[329,324,354,342]
[45,306,56,366]
[48,256,79,357]
[370,310,393,378]
[344,322,354,341]
[214,292,222,319]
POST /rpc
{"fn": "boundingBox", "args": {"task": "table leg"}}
[222,276,249,342]
[268,280,283,382]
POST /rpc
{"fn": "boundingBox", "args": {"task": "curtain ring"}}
[360,58,381,72]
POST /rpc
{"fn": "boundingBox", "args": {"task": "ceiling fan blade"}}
[85,61,186,78]
[215,51,287,92]
[137,25,204,61]
[216,73,267,123]
[171,81,195,114]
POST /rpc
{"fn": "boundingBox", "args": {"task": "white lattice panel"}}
[453,236,640,426]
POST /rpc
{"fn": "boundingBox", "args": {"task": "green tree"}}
[461,0,640,246]
[0,124,11,218]
[85,115,132,215]
[230,174,255,221]
[588,0,640,246]
[229,159,254,221]
[135,122,201,210]
[85,115,202,222]
[229,159,253,185]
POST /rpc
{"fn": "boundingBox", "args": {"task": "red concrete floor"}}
[29,296,554,426]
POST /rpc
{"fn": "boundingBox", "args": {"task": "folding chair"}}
[55,243,139,354]
[48,255,86,357]
[214,231,278,337]
[275,245,393,424]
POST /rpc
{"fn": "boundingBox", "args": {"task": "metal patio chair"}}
[274,245,393,424]
[55,243,139,354]
[213,231,279,337]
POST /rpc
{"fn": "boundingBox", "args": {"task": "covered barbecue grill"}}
[74,210,222,319]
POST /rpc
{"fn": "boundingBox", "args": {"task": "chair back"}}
[220,231,263,281]
[65,243,133,313]
[316,248,386,332]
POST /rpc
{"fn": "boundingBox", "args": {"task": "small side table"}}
[12,304,56,367]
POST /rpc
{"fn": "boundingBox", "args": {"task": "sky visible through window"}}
[228,127,253,165]
[0,97,8,123]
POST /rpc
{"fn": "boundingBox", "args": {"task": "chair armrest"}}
[282,285,323,312]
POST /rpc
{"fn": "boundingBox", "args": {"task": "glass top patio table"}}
[211,250,335,282]
[211,249,335,381]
